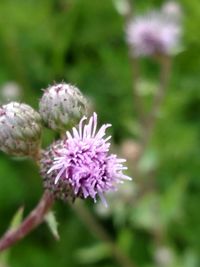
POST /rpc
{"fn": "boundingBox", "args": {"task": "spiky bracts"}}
[0,102,42,157]
[39,83,88,132]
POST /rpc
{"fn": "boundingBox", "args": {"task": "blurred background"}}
[0,0,200,266]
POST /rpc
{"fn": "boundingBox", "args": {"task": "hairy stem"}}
[69,200,137,267]
[0,191,54,252]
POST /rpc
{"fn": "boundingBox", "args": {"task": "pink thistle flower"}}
[43,113,131,206]
[126,10,182,57]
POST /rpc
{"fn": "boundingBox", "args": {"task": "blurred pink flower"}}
[126,10,182,57]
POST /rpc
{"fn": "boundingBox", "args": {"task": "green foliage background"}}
[0,0,200,266]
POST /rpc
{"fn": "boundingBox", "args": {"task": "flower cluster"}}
[126,2,182,57]
[41,113,131,205]
[0,82,131,206]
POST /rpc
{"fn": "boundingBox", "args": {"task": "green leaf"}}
[44,211,59,241]
[138,148,158,174]
[0,207,24,266]
[9,206,24,231]
[160,176,187,226]
[117,228,133,253]
[75,243,110,264]
[0,250,9,267]
[130,192,161,231]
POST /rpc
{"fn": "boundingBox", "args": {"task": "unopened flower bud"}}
[121,139,142,162]
[154,246,174,267]
[162,1,182,19]
[0,102,42,157]
[39,83,88,132]
[0,82,22,103]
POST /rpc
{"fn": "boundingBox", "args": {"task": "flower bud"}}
[0,82,22,104]
[162,1,182,19]
[39,83,88,132]
[0,102,42,157]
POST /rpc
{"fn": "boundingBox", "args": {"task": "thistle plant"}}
[0,82,131,257]
[0,2,185,267]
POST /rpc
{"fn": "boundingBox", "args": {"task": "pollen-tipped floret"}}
[40,113,131,205]
[126,9,182,57]
[0,102,42,157]
[39,83,88,132]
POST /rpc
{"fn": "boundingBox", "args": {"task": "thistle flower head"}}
[0,102,42,157]
[162,1,182,19]
[0,82,21,104]
[126,10,182,57]
[39,83,88,132]
[40,113,131,205]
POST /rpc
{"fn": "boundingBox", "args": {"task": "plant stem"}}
[69,200,137,267]
[141,55,172,148]
[124,1,146,125]
[0,191,54,252]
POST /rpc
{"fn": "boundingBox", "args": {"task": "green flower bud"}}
[0,102,42,157]
[39,83,88,132]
